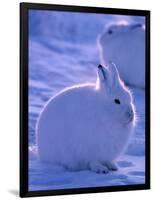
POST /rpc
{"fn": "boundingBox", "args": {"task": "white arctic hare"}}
[98,23,145,88]
[37,63,136,173]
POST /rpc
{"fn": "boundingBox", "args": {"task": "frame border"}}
[20,2,150,197]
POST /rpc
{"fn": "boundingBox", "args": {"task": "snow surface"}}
[28,10,145,191]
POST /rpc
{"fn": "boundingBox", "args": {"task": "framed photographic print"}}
[20,2,150,197]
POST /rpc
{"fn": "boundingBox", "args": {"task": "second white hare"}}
[37,62,136,173]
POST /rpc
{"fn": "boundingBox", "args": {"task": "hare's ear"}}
[97,64,110,88]
[108,62,120,85]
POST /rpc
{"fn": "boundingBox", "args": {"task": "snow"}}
[29,155,144,190]
[28,10,145,191]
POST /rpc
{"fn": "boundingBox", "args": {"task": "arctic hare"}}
[36,63,136,173]
[98,23,145,88]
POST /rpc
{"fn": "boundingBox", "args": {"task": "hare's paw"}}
[105,162,118,171]
[89,161,109,173]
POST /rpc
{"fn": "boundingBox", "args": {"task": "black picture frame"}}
[20,2,150,198]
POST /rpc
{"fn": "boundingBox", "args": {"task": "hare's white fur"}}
[98,23,145,88]
[37,63,136,173]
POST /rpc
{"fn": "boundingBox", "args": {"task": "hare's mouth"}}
[124,107,134,124]
[125,114,134,124]
[126,118,133,124]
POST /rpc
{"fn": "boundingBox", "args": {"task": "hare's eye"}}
[114,99,120,104]
[108,29,113,34]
